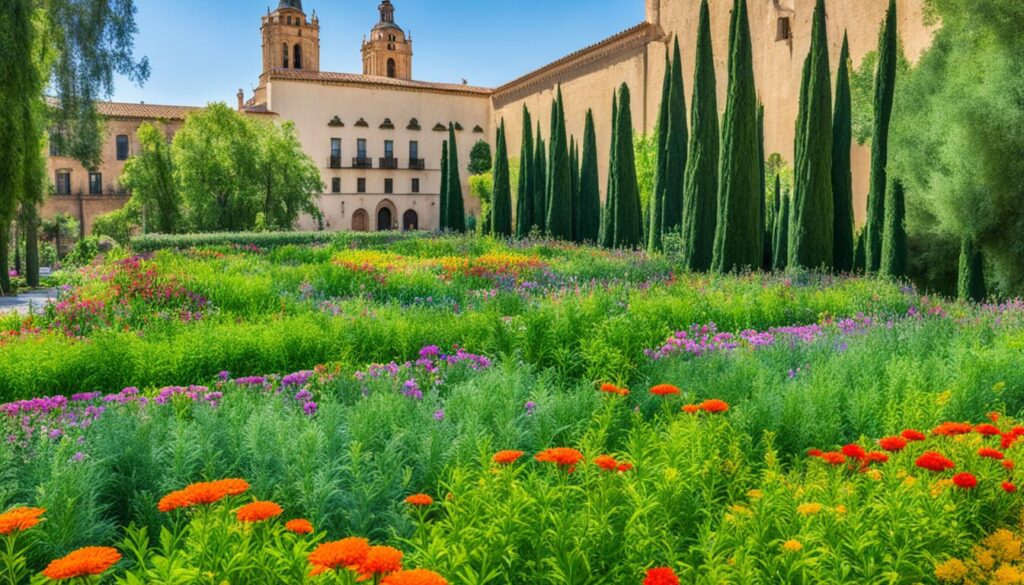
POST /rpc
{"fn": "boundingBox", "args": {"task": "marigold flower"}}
[700,399,729,414]
[933,422,973,436]
[934,558,969,582]
[841,444,867,460]
[617,462,634,473]
[594,455,619,471]
[599,383,629,396]
[309,538,371,576]
[650,384,681,396]
[681,404,700,414]
[643,567,680,585]
[916,451,955,473]
[404,494,434,507]
[1005,460,1016,471]
[975,424,1001,436]
[796,503,822,516]
[864,452,890,465]
[952,472,978,489]
[989,412,1002,423]
[157,490,192,513]
[878,436,908,452]
[492,450,525,465]
[0,507,45,535]
[42,546,121,580]
[902,429,927,442]
[820,452,847,466]
[236,501,283,523]
[380,568,449,585]
[158,478,250,512]
[356,546,404,581]
[286,519,314,535]
[535,447,584,468]
[782,539,803,552]
[979,447,1005,460]
[1003,434,1018,450]
[1003,482,1018,494]
[806,449,824,458]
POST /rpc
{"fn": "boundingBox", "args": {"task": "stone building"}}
[44,0,934,234]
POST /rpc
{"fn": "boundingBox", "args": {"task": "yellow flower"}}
[782,540,803,553]
[746,489,764,500]
[865,469,883,481]
[933,558,968,582]
[902,475,918,488]
[797,503,823,516]
[994,381,1008,394]
[936,390,952,406]
[663,468,680,482]
[984,529,1024,563]
[975,548,996,571]
[931,479,953,498]
[833,505,847,516]
[729,504,753,516]
[992,565,1023,584]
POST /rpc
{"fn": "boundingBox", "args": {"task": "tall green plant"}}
[447,123,466,233]
[600,94,618,249]
[121,123,180,234]
[772,177,789,270]
[491,120,513,237]
[515,107,534,238]
[958,237,987,302]
[579,110,601,243]
[879,179,907,279]
[611,84,643,249]
[570,137,580,242]
[647,51,671,253]
[865,0,898,272]
[439,140,449,232]
[546,88,573,240]
[533,127,547,235]
[832,33,855,272]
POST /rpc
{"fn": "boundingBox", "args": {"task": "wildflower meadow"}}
[2,234,1024,583]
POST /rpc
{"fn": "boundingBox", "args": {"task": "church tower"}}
[261,0,320,76]
[361,1,413,80]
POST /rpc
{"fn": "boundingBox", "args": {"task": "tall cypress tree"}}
[439,140,449,232]
[832,33,855,272]
[759,104,771,271]
[682,0,719,272]
[546,87,573,240]
[491,120,513,237]
[533,126,546,233]
[515,106,534,238]
[790,0,834,270]
[773,185,790,271]
[570,137,580,241]
[958,237,987,303]
[879,178,907,279]
[866,0,898,272]
[663,38,688,242]
[648,50,671,252]
[579,109,601,243]
[613,83,643,248]
[712,0,762,272]
[600,93,619,249]
[446,124,466,232]
[853,227,866,272]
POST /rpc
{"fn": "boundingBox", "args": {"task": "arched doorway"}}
[352,209,368,232]
[377,207,393,231]
[294,44,303,70]
[403,210,419,231]
[387,58,396,78]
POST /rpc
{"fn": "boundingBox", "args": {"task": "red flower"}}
[1002,434,1018,450]
[650,384,681,397]
[979,448,1005,460]
[599,383,629,396]
[933,422,973,437]
[404,494,434,507]
[901,429,927,442]
[356,546,404,581]
[644,567,680,585]
[699,399,729,414]
[236,501,283,523]
[1005,460,1016,470]
[535,447,585,468]
[492,451,525,465]
[594,455,619,471]
[865,452,889,464]
[952,472,978,490]
[807,449,824,458]
[617,462,634,473]
[916,451,955,472]
[975,424,1001,436]
[286,519,315,535]
[820,452,847,466]
[841,444,867,461]
[878,436,908,452]
[681,404,700,414]
[989,412,1001,423]
[1003,482,1018,493]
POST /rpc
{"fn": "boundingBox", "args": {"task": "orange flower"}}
[617,462,634,473]
[650,384,681,397]
[820,452,847,466]
[901,429,927,442]
[405,494,434,507]
[236,501,283,523]
[0,507,45,535]
[535,447,584,468]
[600,383,629,396]
[492,450,525,465]
[681,404,700,414]
[356,546,404,581]
[157,490,192,513]
[807,449,824,458]
[864,451,889,464]
[309,538,371,576]
[700,399,729,414]
[381,569,449,585]
[975,424,1001,436]
[644,567,680,585]
[594,455,619,471]
[159,478,250,512]
[979,448,1005,460]
[878,436,908,452]
[933,422,973,437]
[989,412,1001,423]
[1005,460,1016,471]
[286,519,315,535]
[42,546,121,580]
[841,444,867,461]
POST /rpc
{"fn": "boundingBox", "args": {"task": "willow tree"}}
[491,120,513,237]
[515,107,534,238]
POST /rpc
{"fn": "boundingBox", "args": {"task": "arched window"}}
[294,44,303,70]
[377,207,394,231]
[387,58,396,78]
[283,43,289,69]
[403,210,419,231]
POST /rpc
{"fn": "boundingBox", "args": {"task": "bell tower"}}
[361,1,413,80]
[261,0,320,76]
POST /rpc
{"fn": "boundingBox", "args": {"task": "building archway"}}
[402,210,418,231]
[294,44,303,70]
[387,58,396,78]
[376,199,397,231]
[352,209,369,232]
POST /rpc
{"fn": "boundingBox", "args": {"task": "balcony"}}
[352,156,373,169]
[328,155,343,169]
[408,158,425,170]
[379,157,399,170]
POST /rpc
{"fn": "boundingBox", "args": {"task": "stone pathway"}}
[0,288,59,315]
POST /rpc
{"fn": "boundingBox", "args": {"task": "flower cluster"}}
[158,478,251,512]
[354,345,492,402]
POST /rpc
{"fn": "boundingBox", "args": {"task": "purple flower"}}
[302,401,318,416]
[218,371,231,381]
[525,401,537,415]
[419,345,441,359]
[70,452,86,462]
[433,409,445,422]
[294,389,313,402]
[282,370,314,388]
[402,379,424,401]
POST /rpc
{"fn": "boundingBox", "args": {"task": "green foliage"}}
[468,139,493,176]
[533,131,547,238]
[577,110,601,244]
[446,125,467,233]
[439,140,449,232]
[880,179,909,280]
[647,51,671,254]
[850,40,911,146]
[959,237,987,303]
[469,174,494,236]
[649,39,688,254]
[515,107,534,238]
[632,129,657,235]
[772,183,790,271]
[865,0,898,273]
[121,123,180,234]
[600,93,618,250]
[832,34,856,273]
[611,84,643,249]
[545,88,573,241]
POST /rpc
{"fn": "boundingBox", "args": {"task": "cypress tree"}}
[439,140,449,232]
[533,126,546,233]
[712,0,762,272]
[853,227,866,272]
[579,109,601,243]
[866,0,898,272]
[773,187,790,271]
[832,33,855,272]
[446,124,466,232]
[570,137,580,241]
[491,120,513,237]
[790,0,834,270]
[663,38,688,242]
[879,178,907,279]
[612,83,643,248]
[958,237,987,303]
[682,0,719,272]
[515,106,534,238]
[759,104,772,271]
[600,93,619,248]
[546,87,573,240]
[648,50,671,252]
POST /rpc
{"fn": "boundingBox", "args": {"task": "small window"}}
[387,58,396,79]
[116,135,130,160]
[409,141,418,160]
[331,178,341,193]
[287,16,292,25]
[357,178,367,193]
[294,44,303,70]
[411,178,420,193]
[776,17,792,41]
[89,172,102,195]
[283,43,289,68]
[357,139,367,159]
[384,179,394,194]
[49,135,60,157]
[384,140,394,158]
[56,171,71,195]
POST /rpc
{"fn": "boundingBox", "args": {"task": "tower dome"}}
[277,0,303,11]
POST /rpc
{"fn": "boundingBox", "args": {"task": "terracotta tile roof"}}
[93,102,201,120]
[241,103,278,116]
[265,69,493,97]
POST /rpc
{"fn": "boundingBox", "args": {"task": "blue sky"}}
[111,0,644,106]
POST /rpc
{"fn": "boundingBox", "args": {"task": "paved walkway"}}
[0,288,59,315]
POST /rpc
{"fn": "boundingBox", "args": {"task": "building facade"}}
[44,0,934,234]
